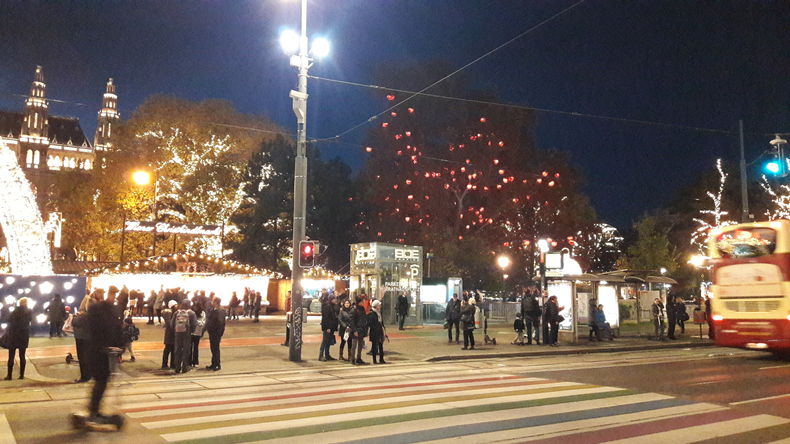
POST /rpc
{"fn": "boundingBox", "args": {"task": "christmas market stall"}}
[86,253,280,306]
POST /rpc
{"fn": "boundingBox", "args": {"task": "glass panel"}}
[716,228,777,258]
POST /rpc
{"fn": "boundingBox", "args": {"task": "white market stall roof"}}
[84,252,282,278]
[560,270,678,285]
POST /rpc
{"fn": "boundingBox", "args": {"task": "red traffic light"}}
[302,244,313,255]
[299,241,316,268]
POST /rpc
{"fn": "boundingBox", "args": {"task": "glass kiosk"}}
[350,242,423,325]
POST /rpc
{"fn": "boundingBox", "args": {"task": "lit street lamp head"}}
[131,170,152,186]
[496,255,511,270]
[279,29,300,54]
[537,238,550,253]
[310,37,330,58]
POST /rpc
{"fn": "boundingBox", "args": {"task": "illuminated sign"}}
[124,221,222,236]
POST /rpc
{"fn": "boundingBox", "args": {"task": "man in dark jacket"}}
[85,292,124,419]
[351,296,369,365]
[71,309,91,382]
[251,291,262,323]
[396,293,409,330]
[205,297,226,370]
[319,295,338,361]
[172,300,197,373]
[446,293,461,343]
[161,300,176,370]
[522,289,542,345]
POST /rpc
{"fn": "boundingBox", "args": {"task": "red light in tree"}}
[386,94,395,101]
[493,159,499,165]
[365,146,373,152]
[405,179,412,185]
[554,173,560,178]
[404,216,411,222]
[542,171,548,177]
[390,112,397,117]
[480,117,486,123]
[405,131,412,137]
[498,141,505,147]
[498,169,505,175]
[548,181,555,187]
[382,122,389,128]
[407,107,414,113]
[407,195,413,200]
[537,178,543,184]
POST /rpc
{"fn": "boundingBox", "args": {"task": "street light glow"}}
[537,238,550,253]
[496,255,511,270]
[132,170,151,186]
[311,37,331,58]
[279,29,300,54]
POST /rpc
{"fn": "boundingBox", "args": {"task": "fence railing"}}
[489,300,520,322]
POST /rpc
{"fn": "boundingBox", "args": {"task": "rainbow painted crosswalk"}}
[120,369,790,443]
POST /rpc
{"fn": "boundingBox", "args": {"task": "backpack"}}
[356,309,369,332]
[174,309,189,333]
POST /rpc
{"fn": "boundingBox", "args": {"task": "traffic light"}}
[298,241,316,268]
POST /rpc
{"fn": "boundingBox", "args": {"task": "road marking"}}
[690,380,720,386]
[603,414,789,444]
[760,364,790,370]
[0,414,16,444]
[730,393,790,406]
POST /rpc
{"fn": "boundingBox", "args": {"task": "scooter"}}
[70,347,126,432]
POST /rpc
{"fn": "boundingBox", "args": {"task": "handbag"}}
[0,332,8,349]
[557,315,565,323]
[443,321,449,329]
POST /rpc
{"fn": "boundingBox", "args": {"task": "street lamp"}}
[130,169,159,257]
[281,0,330,362]
[497,255,511,293]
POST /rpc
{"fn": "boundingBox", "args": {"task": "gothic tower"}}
[19,65,49,168]
[94,77,119,152]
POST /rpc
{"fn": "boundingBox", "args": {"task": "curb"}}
[425,341,715,362]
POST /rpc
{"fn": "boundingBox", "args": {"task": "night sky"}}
[1,1,788,230]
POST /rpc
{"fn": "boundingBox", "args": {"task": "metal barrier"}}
[489,301,521,322]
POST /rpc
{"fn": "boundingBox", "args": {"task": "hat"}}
[371,300,381,308]
[469,298,476,305]
[168,300,177,308]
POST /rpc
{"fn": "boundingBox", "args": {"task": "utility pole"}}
[288,0,309,362]
[739,120,750,222]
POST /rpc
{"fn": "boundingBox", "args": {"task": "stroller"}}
[70,347,126,432]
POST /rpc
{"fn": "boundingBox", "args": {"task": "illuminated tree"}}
[690,159,736,254]
[760,175,790,220]
[574,223,624,273]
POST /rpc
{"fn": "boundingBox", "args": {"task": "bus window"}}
[716,228,777,258]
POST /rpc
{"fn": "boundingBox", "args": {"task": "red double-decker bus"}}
[708,221,790,354]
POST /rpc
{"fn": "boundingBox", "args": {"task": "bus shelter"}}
[349,242,423,325]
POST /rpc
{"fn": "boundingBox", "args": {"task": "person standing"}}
[161,300,176,370]
[543,295,563,346]
[446,293,461,344]
[651,298,665,341]
[522,289,541,345]
[205,297,226,371]
[705,295,715,339]
[71,307,91,383]
[85,291,124,420]
[666,296,678,340]
[172,300,196,373]
[5,298,32,380]
[146,290,156,325]
[319,295,338,361]
[675,297,688,335]
[368,300,387,364]
[47,294,66,338]
[154,286,166,325]
[190,304,206,367]
[338,299,355,361]
[252,291,262,323]
[396,293,409,330]
[460,299,476,350]
[120,317,139,362]
[351,296,369,365]
[228,292,240,321]
[512,313,525,345]
[281,291,292,346]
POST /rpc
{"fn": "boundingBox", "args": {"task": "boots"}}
[4,368,11,381]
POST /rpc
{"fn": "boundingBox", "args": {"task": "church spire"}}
[94,77,120,151]
[21,65,49,142]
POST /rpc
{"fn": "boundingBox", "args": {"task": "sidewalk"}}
[0,315,713,388]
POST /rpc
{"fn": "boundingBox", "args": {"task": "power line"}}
[310,76,742,137]
[318,0,587,143]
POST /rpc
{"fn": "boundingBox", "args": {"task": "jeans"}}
[463,329,475,348]
[653,318,664,339]
[208,331,222,368]
[75,338,91,380]
[447,320,460,342]
[88,346,111,415]
[319,331,334,359]
[173,332,191,372]
[191,335,201,365]
[525,315,540,344]
[549,322,559,344]
[398,312,407,329]
[352,335,364,362]
[7,347,26,377]
[371,339,384,362]
[162,343,174,368]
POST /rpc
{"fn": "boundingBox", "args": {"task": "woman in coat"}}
[47,294,66,338]
[6,297,32,380]
[460,299,476,350]
[351,296,369,365]
[367,300,387,364]
[544,296,564,346]
[338,299,355,361]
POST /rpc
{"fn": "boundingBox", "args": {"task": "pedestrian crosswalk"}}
[120,368,790,443]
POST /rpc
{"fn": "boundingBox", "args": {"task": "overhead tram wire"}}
[316,0,587,144]
[308,76,741,137]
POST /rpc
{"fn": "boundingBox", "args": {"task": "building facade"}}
[0,65,120,172]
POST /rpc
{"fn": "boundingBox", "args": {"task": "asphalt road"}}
[0,347,787,443]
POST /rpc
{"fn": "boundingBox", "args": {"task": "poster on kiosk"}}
[349,243,423,325]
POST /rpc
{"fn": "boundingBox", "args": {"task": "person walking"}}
[146,290,156,325]
[319,295,338,361]
[172,300,196,373]
[5,297,32,380]
[205,297,226,371]
[396,293,409,330]
[522,289,542,345]
[71,307,91,383]
[228,292,240,321]
[512,313,525,345]
[120,317,140,362]
[460,299,476,350]
[161,300,176,370]
[446,293,461,343]
[368,300,387,364]
[675,297,688,335]
[47,294,66,338]
[338,299,355,361]
[85,291,124,421]
[543,295,563,346]
[351,296,369,365]
[651,298,665,341]
[705,295,715,339]
[190,304,206,367]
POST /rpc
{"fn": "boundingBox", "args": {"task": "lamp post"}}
[281,0,330,362]
[131,170,158,256]
[537,238,549,294]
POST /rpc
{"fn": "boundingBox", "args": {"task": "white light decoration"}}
[63,282,73,290]
[42,301,49,309]
[16,289,23,295]
[0,143,53,274]
[0,323,6,329]
[65,296,75,304]
[39,281,54,295]
[5,277,15,285]
[691,159,736,254]
[27,299,36,309]
[3,295,14,305]
[35,313,47,324]
[24,288,31,294]
[29,281,36,286]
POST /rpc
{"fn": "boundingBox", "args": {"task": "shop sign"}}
[124,221,222,236]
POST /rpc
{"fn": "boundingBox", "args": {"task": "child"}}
[121,317,140,362]
[512,313,525,345]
